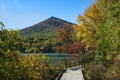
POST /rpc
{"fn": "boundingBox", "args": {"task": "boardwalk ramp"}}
[60,66,84,80]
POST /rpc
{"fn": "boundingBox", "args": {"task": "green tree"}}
[0,22,5,26]
[0,29,21,56]
[95,0,120,59]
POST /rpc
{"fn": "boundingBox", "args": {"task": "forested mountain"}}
[19,17,74,53]
[20,16,74,37]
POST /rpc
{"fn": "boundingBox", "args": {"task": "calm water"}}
[22,53,68,66]
[45,53,67,65]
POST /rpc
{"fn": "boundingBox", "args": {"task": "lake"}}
[45,53,68,65]
[22,53,68,66]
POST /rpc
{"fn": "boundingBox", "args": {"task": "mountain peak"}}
[50,16,57,19]
[46,16,60,21]
[20,17,74,36]
[49,16,62,20]
[46,16,73,24]
[47,16,63,21]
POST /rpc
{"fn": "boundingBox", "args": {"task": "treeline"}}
[20,34,57,53]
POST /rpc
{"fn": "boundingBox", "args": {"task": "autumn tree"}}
[74,2,100,50]
[0,29,21,56]
[82,1,120,79]
[56,23,74,53]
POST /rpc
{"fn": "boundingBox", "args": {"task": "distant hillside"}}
[20,16,74,37]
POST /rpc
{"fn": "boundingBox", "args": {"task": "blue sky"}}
[0,0,94,29]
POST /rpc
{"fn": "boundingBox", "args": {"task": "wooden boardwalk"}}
[55,57,92,80]
[60,66,84,80]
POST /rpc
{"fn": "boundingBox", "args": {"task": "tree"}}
[0,29,21,56]
[74,2,100,50]
[56,23,74,53]
[0,22,5,29]
[75,0,120,80]
[94,0,120,58]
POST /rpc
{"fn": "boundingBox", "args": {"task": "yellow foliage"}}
[74,2,100,49]
[116,54,120,60]
[74,20,94,49]
[106,55,112,60]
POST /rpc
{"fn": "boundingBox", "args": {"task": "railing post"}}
[64,58,67,69]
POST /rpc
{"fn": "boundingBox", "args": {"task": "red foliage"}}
[68,42,86,54]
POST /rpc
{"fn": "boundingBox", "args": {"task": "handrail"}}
[64,58,81,68]
[64,57,94,69]
[55,57,94,80]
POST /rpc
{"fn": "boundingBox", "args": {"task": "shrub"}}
[105,60,120,80]
[0,54,61,80]
[83,61,107,80]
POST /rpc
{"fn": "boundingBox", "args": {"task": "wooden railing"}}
[64,57,94,69]
[55,57,94,80]
[64,58,80,68]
